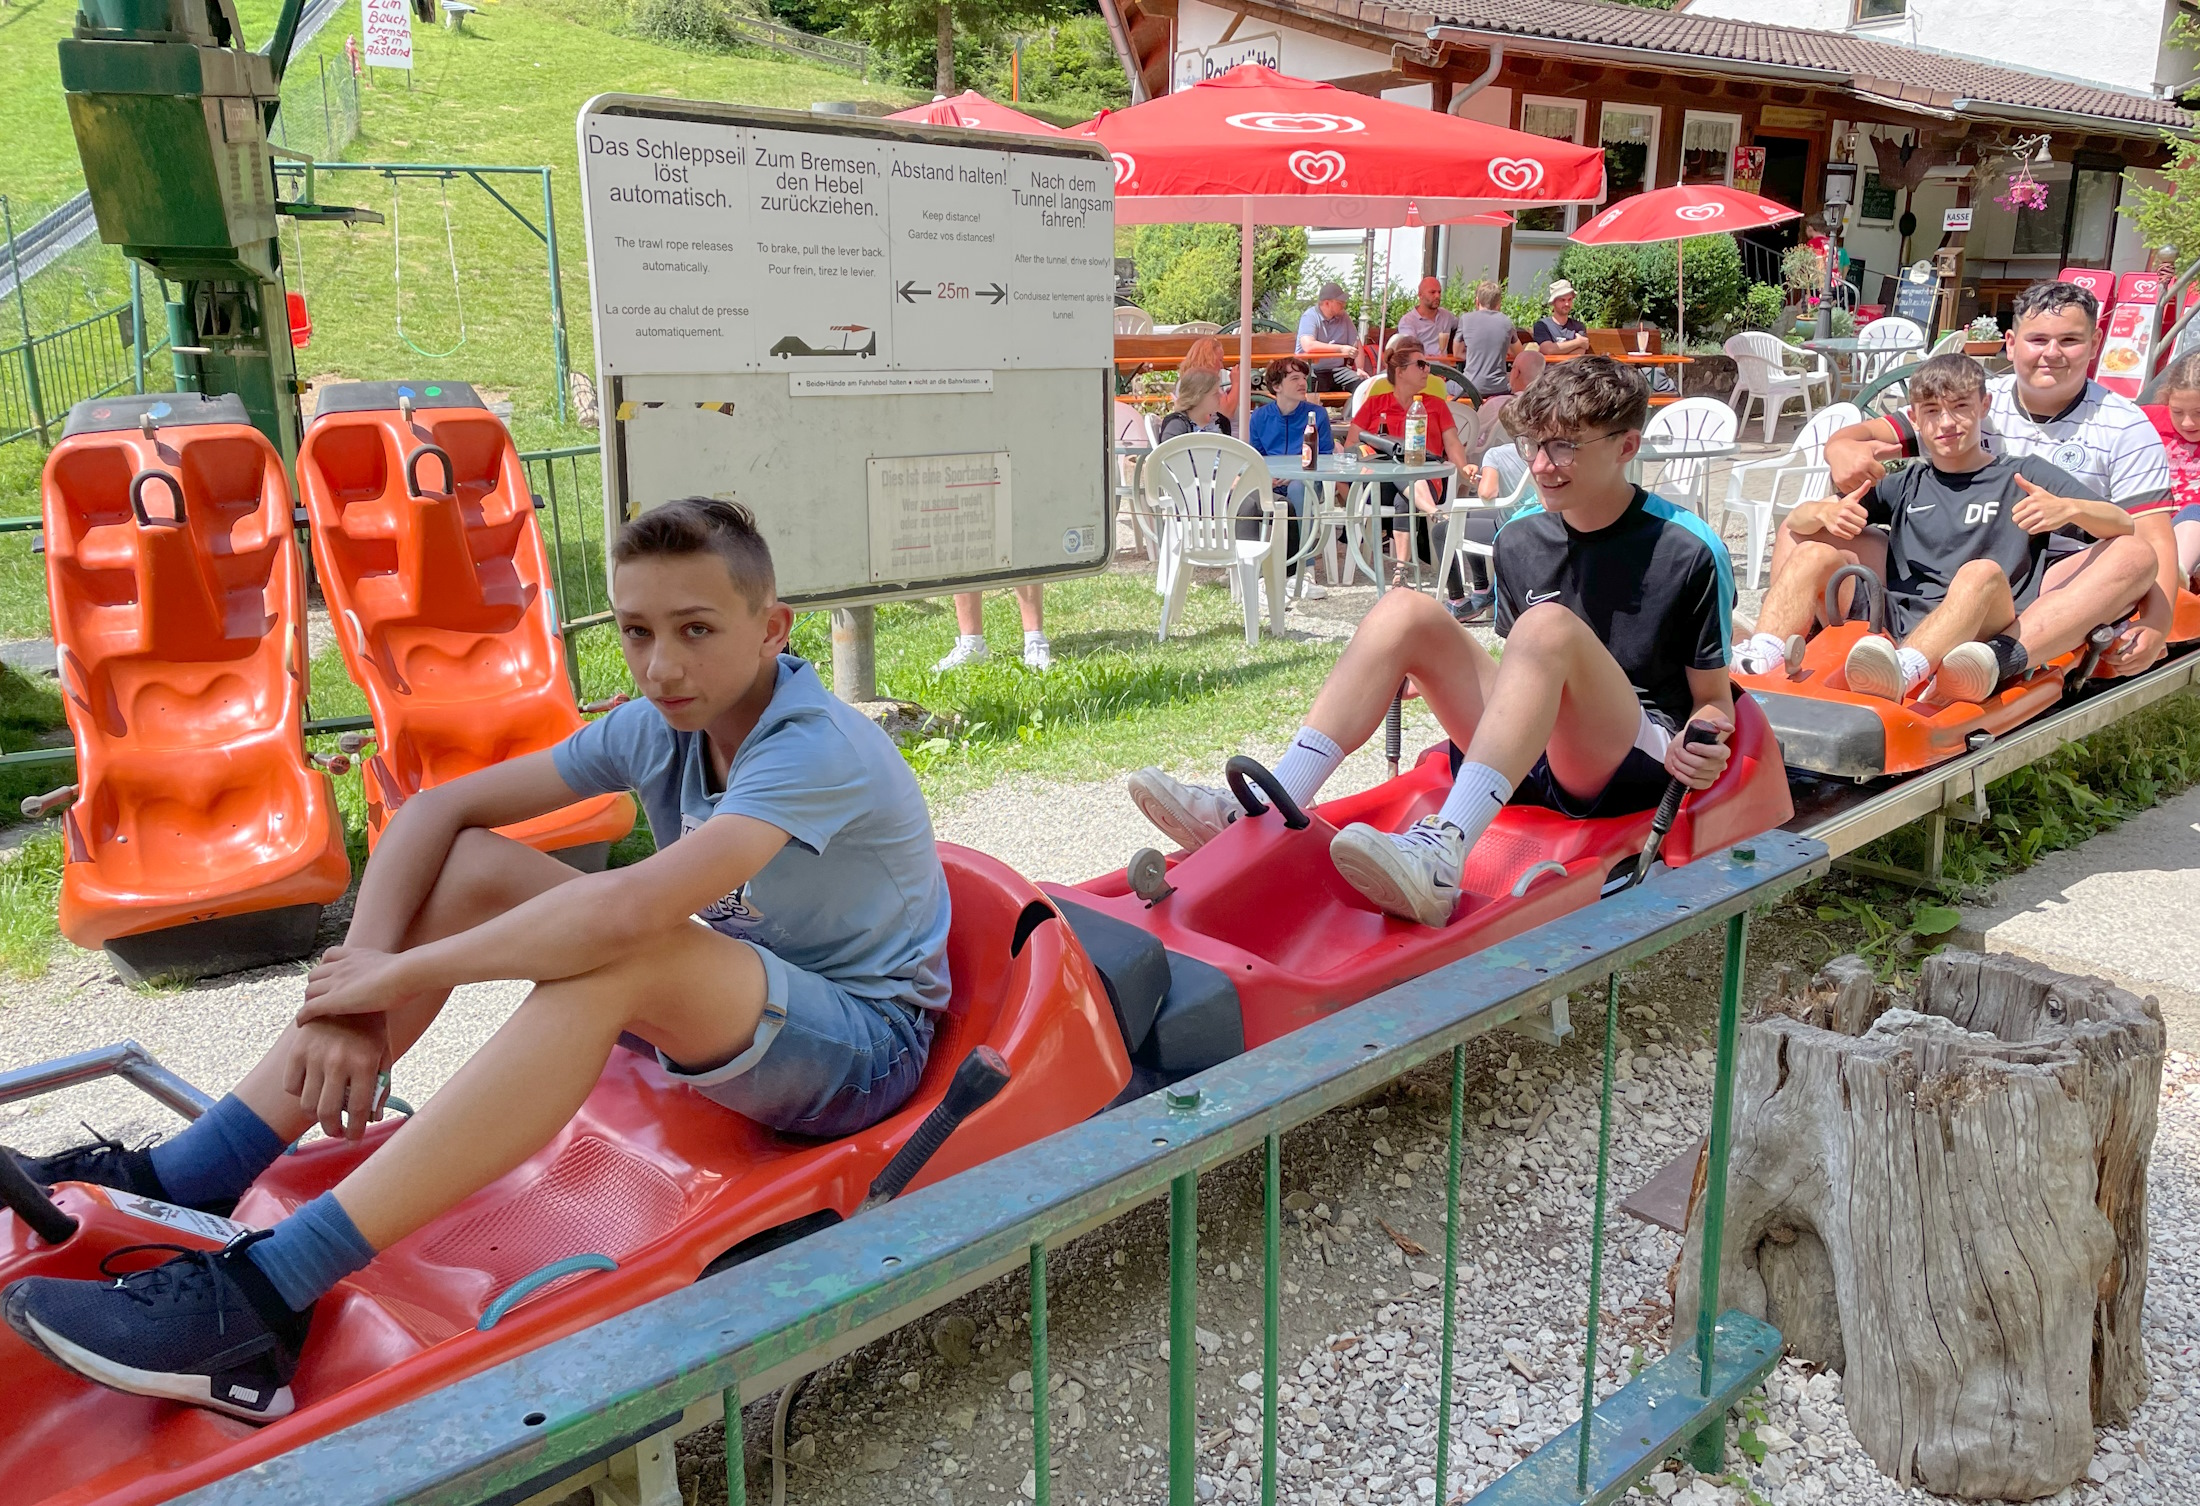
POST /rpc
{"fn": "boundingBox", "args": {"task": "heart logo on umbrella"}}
[1288,150,1348,186]
[1111,153,1136,186]
[1488,158,1545,193]
[1225,111,1366,135]
[1675,204,1725,222]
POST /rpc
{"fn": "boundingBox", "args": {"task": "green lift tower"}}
[58,0,346,461]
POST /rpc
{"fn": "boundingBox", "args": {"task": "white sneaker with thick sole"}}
[1842,635,1905,701]
[1023,635,1053,672]
[1127,769,1239,852]
[1925,641,1998,705]
[932,636,991,673]
[1731,632,1788,676]
[1295,579,1328,602]
[1329,816,1466,928]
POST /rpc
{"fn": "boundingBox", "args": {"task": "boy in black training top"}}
[1735,353,2132,703]
[1121,357,1735,929]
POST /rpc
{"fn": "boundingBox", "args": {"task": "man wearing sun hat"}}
[1297,280,1371,393]
[1533,280,1591,357]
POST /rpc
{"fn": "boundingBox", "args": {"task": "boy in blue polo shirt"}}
[3,498,948,1422]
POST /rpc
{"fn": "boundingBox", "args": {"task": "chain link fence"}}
[270,48,364,165]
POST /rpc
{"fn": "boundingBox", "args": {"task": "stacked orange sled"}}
[36,384,631,983]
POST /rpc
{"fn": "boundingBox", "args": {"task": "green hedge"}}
[1552,233,1780,338]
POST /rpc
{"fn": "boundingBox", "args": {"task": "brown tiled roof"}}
[1280,0,2187,130]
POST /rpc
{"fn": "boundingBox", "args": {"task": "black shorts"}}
[1885,588,1937,640]
[1446,708,1677,820]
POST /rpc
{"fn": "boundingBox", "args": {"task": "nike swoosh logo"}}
[1907,504,1935,513]
[1525,589,1563,606]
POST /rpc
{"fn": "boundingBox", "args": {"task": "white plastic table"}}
[1263,454,1460,594]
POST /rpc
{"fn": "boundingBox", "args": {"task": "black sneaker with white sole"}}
[3,1128,236,1216]
[3,1231,311,1422]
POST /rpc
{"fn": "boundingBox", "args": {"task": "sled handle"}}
[0,1148,79,1247]
[863,1047,1011,1211]
[1821,563,1885,635]
[405,443,454,499]
[1226,755,1312,830]
[1624,722,1724,892]
[477,1253,618,1331]
[129,468,187,528]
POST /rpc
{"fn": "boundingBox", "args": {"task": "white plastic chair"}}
[1795,346,1836,407]
[1142,433,1282,645]
[1641,397,1738,520]
[1718,402,1861,588]
[1725,332,1815,442]
[1115,305,1155,335]
[1928,329,1967,356]
[1857,316,1926,386]
[1174,320,1222,334]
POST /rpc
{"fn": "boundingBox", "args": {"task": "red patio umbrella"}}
[888,91,1063,135]
[1569,184,1801,345]
[1082,65,1606,423]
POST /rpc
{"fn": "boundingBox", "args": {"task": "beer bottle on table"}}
[1302,410,1319,471]
[1404,395,1427,465]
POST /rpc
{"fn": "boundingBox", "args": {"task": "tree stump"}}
[1674,950,2163,1500]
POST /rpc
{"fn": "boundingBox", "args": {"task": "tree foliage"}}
[970,14,1129,118]
[2119,132,2200,261]
[817,0,1079,93]
[1552,233,1774,338]
[1130,224,1308,325]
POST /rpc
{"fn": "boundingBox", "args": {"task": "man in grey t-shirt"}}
[1297,280,1368,392]
[1454,280,1520,398]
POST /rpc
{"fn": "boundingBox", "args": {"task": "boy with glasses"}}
[1125,358,1735,927]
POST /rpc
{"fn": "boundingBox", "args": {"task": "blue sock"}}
[147,1094,286,1209]
[244,1192,378,1311]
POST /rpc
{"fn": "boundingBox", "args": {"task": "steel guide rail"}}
[180,832,1826,1506]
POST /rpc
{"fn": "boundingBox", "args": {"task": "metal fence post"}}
[3,197,52,446]
[724,1387,746,1506]
[541,169,570,424]
[1687,911,1751,1474]
[130,261,147,393]
[1030,1242,1051,1506]
[1168,1170,1197,1506]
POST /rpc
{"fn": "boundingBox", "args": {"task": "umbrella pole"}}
[1677,240,1686,349]
[1239,209,1256,433]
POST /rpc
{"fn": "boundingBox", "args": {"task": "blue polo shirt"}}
[1248,399,1333,459]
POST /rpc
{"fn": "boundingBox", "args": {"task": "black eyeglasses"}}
[1515,427,1629,468]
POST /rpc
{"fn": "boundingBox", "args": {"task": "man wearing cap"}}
[1533,281,1591,357]
[1298,282,1370,392]
[1396,277,1460,362]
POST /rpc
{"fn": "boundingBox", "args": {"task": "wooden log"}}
[1674,950,2164,1500]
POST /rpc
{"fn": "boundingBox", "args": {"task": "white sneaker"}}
[1023,634,1053,672]
[1731,631,1788,677]
[1295,578,1329,602]
[1127,768,1239,852]
[1329,816,1466,927]
[1842,634,1905,701]
[1925,641,1998,705]
[932,636,990,673]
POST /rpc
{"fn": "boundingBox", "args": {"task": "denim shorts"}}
[2175,503,2200,528]
[656,939,934,1138]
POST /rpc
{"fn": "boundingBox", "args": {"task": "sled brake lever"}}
[862,1046,1012,1210]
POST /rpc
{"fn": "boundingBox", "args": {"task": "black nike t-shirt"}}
[1864,454,2094,610]
[1492,487,1734,729]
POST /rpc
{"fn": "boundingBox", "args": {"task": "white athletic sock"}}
[1024,629,1046,645]
[1436,761,1515,853]
[1273,726,1345,807]
[1896,646,1931,694]
[958,633,985,649]
[1733,632,1787,674]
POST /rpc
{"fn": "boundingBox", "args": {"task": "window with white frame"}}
[1516,96,1585,234]
[1599,103,1660,203]
[1681,112,1741,187]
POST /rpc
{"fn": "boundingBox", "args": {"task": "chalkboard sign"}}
[1892,263,1938,333]
[1859,172,1897,223]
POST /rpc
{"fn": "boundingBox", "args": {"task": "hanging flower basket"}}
[1998,164,2049,213]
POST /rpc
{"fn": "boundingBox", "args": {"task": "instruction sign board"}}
[577,96,1114,607]
[360,0,412,69]
[1892,261,1939,334]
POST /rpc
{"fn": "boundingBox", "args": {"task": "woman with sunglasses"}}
[1122,358,1736,929]
[1347,337,1477,610]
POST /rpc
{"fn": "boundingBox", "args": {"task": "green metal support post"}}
[1435,1044,1465,1502]
[1687,912,1751,1475]
[1262,1132,1280,1506]
[1169,1170,1197,1506]
[1030,1242,1051,1506]
[4,197,51,447]
[724,1388,746,1506]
